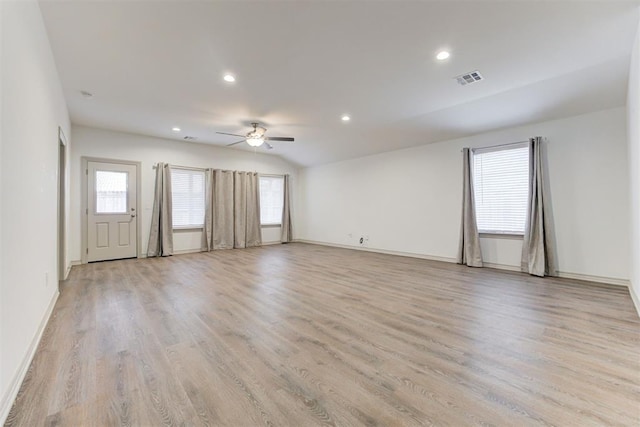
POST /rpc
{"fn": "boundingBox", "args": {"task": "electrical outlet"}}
[359,237,364,245]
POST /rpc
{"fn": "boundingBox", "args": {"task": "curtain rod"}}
[152,164,234,172]
[461,139,531,153]
[153,164,205,171]
[152,163,285,177]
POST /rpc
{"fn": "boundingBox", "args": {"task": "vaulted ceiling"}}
[40,1,639,166]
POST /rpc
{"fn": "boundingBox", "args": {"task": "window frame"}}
[170,166,206,230]
[472,142,530,237]
[258,174,285,227]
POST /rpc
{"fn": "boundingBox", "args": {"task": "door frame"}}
[81,157,142,264]
[57,127,68,280]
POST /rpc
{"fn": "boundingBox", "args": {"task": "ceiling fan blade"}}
[264,142,274,150]
[265,137,295,142]
[217,132,245,137]
[226,140,246,147]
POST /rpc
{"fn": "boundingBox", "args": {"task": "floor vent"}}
[455,70,484,86]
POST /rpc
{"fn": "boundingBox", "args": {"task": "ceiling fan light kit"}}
[217,122,294,150]
[246,137,264,147]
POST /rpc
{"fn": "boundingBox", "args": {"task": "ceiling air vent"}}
[183,136,198,141]
[455,70,484,86]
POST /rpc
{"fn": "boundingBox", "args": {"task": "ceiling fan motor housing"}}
[248,123,267,138]
[217,123,293,149]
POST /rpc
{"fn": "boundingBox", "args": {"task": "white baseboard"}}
[629,284,640,317]
[555,271,629,287]
[294,239,630,288]
[63,262,73,280]
[172,248,204,255]
[0,289,59,425]
[295,239,457,264]
[482,262,521,272]
[70,260,81,266]
[172,241,283,256]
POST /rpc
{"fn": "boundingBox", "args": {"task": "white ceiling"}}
[39,1,639,167]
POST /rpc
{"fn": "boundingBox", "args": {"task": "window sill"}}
[261,224,282,228]
[479,233,523,240]
[173,226,204,232]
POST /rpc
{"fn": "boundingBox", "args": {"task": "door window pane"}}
[95,170,128,213]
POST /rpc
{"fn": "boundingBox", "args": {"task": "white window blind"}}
[259,175,284,225]
[472,143,530,235]
[171,168,205,228]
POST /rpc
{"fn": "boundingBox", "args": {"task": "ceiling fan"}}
[216,123,295,150]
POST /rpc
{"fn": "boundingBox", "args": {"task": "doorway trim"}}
[81,156,142,264]
[57,127,68,280]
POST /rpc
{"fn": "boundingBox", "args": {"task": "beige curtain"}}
[243,172,262,248]
[202,168,213,251]
[234,171,261,248]
[457,148,483,267]
[234,172,248,248]
[202,169,261,250]
[147,163,173,257]
[521,137,556,277]
[213,170,235,249]
[281,174,292,243]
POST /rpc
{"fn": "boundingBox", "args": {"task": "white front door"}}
[87,161,137,262]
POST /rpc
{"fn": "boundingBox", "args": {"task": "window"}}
[259,175,284,225]
[95,170,128,213]
[472,143,529,235]
[171,168,205,228]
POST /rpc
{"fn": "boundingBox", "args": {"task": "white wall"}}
[0,0,4,413]
[628,20,640,313]
[70,126,298,262]
[0,1,71,422]
[299,107,629,283]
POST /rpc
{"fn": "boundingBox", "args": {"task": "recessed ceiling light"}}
[436,51,451,61]
[341,115,351,122]
[172,127,181,132]
[80,90,93,98]
[223,74,236,83]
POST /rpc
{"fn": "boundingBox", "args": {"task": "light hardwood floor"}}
[5,243,640,426]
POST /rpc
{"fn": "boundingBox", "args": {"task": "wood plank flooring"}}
[5,243,640,426]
